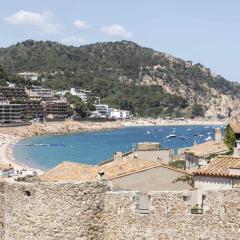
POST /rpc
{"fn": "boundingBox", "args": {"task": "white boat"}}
[145,131,151,135]
[166,134,177,138]
[205,136,212,141]
[187,128,191,131]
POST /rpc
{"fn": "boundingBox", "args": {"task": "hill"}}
[0,39,239,118]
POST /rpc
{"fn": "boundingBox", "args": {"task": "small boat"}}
[205,136,212,141]
[166,134,177,138]
[187,128,191,131]
[179,136,187,140]
[145,131,151,135]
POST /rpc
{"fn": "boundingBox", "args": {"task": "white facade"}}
[194,175,240,191]
[70,88,88,103]
[6,82,16,88]
[55,88,90,103]
[108,108,130,119]
[95,104,109,118]
[17,72,39,81]
[27,88,53,98]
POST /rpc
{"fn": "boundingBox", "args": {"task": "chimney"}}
[215,128,222,143]
[114,152,123,162]
[97,171,106,181]
[233,148,240,157]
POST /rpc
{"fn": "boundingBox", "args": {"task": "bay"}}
[12,125,224,170]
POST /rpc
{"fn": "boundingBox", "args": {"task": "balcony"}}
[191,207,203,214]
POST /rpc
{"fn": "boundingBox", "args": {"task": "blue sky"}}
[1,0,240,82]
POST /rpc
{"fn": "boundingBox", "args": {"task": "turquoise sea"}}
[12,125,224,170]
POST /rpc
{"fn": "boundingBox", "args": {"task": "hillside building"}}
[0,86,27,101]
[17,72,39,81]
[56,88,91,103]
[94,104,109,118]
[26,87,53,100]
[24,101,45,120]
[0,102,23,123]
[93,104,131,119]
[44,100,70,120]
[108,108,131,119]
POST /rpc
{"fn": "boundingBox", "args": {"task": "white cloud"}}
[61,36,86,46]
[73,20,90,29]
[4,10,61,34]
[100,24,132,38]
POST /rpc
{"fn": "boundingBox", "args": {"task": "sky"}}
[0,0,240,82]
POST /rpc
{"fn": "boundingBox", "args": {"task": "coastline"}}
[0,135,43,175]
[0,118,227,176]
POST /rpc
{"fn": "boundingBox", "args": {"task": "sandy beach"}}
[0,118,227,177]
[0,134,43,175]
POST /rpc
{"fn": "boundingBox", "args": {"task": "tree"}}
[224,124,236,153]
[0,68,8,86]
[65,93,90,118]
[191,104,204,118]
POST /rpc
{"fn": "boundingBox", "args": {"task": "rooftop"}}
[229,121,240,134]
[40,158,160,182]
[184,140,229,157]
[192,156,240,178]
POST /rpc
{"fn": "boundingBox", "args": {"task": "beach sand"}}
[0,134,43,175]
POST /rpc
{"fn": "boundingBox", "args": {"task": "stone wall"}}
[0,181,239,239]
[102,190,240,240]
[3,181,109,240]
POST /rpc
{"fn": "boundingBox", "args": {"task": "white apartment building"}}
[92,105,131,119]
[26,87,53,99]
[108,108,130,119]
[95,104,109,118]
[55,88,91,103]
[70,88,89,103]
[17,72,39,81]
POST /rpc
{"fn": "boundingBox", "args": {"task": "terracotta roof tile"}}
[229,122,240,134]
[184,141,229,157]
[193,156,240,178]
[40,159,160,182]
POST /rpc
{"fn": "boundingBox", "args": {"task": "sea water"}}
[12,125,224,170]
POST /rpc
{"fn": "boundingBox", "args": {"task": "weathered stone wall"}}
[3,181,109,240]
[0,182,239,239]
[102,190,240,240]
[0,183,5,239]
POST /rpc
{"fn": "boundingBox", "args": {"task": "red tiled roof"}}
[229,122,240,134]
[184,141,229,157]
[193,156,240,178]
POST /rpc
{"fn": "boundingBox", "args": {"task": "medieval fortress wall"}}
[0,181,239,239]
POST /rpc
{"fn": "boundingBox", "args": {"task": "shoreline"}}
[0,135,44,175]
[0,118,227,176]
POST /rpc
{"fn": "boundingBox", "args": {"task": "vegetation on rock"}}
[0,40,239,117]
